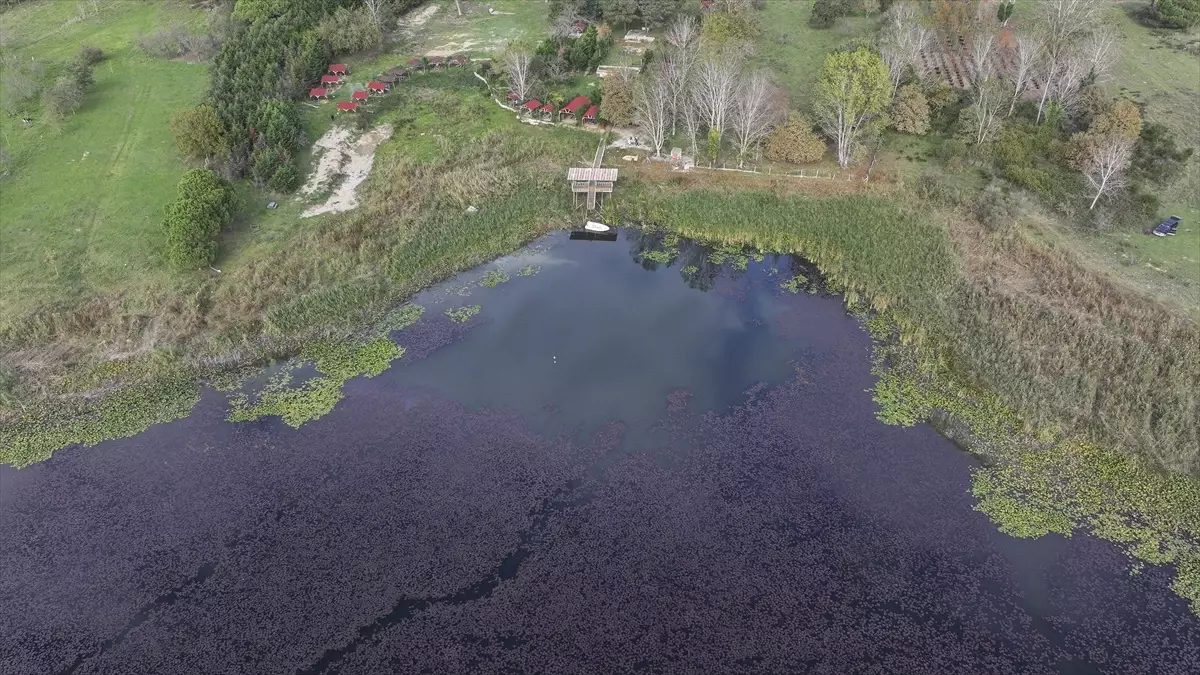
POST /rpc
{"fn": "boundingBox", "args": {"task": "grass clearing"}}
[753,1,875,113]
[0,0,208,319]
[397,0,548,58]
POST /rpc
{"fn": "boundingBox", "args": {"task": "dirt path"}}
[300,124,394,218]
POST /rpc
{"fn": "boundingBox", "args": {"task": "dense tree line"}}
[162,169,237,270]
[549,0,687,27]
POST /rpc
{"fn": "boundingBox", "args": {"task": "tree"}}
[504,49,536,101]
[361,0,390,29]
[639,0,684,26]
[891,83,929,134]
[255,99,302,150]
[600,0,639,25]
[1155,0,1200,28]
[700,9,759,46]
[681,87,703,158]
[162,169,235,269]
[932,0,981,41]
[965,77,1007,145]
[600,69,637,125]
[764,114,826,164]
[664,13,699,48]
[997,0,1015,25]
[814,47,890,167]
[811,0,853,28]
[42,76,84,122]
[1007,33,1042,115]
[316,6,382,54]
[693,54,740,142]
[729,71,778,167]
[1033,0,1101,122]
[969,33,995,86]
[661,39,698,134]
[1083,135,1134,209]
[634,73,671,156]
[1080,25,1119,84]
[880,2,931,98]
[171,104,227,162]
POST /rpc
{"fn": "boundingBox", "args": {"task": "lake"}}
[2,229,1197,674]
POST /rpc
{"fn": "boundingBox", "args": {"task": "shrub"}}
[171,104,227,162]
[137,27,187,58]
[162,170,235,269]
[67,59,94,91]
[42,76,84,121]
[974,187,1020,233]
[810,0,853,27]
[76,45,104,65]
[891,84,930,135]
[1132,122,1194,185]
[764,115,827,164]
[316,6,381,54]
[913,174,963,206]
[1156,0,1200,28]
[250,147,292,187]
[268,163,301,193]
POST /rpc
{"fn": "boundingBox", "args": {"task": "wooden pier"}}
[568,138,617,211]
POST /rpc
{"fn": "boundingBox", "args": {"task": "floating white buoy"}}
[584,221,610,232]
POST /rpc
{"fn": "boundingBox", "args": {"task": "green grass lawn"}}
[753,1,875,113]
[397,0,549,58]
[0,0,208,318]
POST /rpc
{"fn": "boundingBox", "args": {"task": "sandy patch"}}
[300,124,394,218]
[399,3,439,30]
[427,38,483,56]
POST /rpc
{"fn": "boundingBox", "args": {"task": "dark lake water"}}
[2,230,1197,675]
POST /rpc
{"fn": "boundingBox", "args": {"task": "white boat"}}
[584,221,610,232]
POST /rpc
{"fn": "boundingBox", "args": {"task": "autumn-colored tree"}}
[600,71,637,126]
[932,0,980,41]
[891,84,930,135]
[1064,99,1142,170]
[764,114,826,164]
[171,104,228,162]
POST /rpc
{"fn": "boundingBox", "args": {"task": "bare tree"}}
[1080,25,1120,84]
[970,33,996,86]
[661,41,698,134]
[504,50,535,101]
[664,14,699,49]
[1034,0,1101,121]
[455,0,463,17]
[693,55,741,142]
[362,0,387,29]
[1008,33,1043,115]
[729,72,778,167]
[969,77,1008,144]
[681,89,703,159]
[1084,135,1134,209]
[880,2,931,96]
[634,74,672,157]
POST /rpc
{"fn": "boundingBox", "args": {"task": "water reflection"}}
[1,230,1196,675]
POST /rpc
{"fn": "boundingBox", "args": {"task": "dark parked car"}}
[1152,215,1181,237]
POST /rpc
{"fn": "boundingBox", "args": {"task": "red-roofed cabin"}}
[507,91,520,102]
[328,64,348,75]
[521,100,541,115]
[336,101,358,112]
[367,80,388,94]
[309,87,328,100]
[583,105,598,123]
[320,74,342,86]
[539,102,555,117]
[389,67,409,79]
[562,96,591,116]
[406,57,423,68]
[351,90,370,101]
[427,55,445,69]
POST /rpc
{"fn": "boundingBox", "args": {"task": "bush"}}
[67,59,94,91]
[891,84,930,135]
[1156,0,1200,28]
[1133,122,1194,185]
[250,147,292,187]
[162,170,235,269]
[268,163,301,193]
[171,104,227,162]
[764,115,827,164]
[42,76,84,121]
[76,45,104,65]
[316,6,381,54]
[810,0,853,27]
[137,27,187,58]
[974,187,1019,233]
[913,174,963,206]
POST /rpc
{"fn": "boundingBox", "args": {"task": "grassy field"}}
[753,0,875,113]
[0,0,208,319]
[395,0,549,57]
[1020,2,1200,311]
